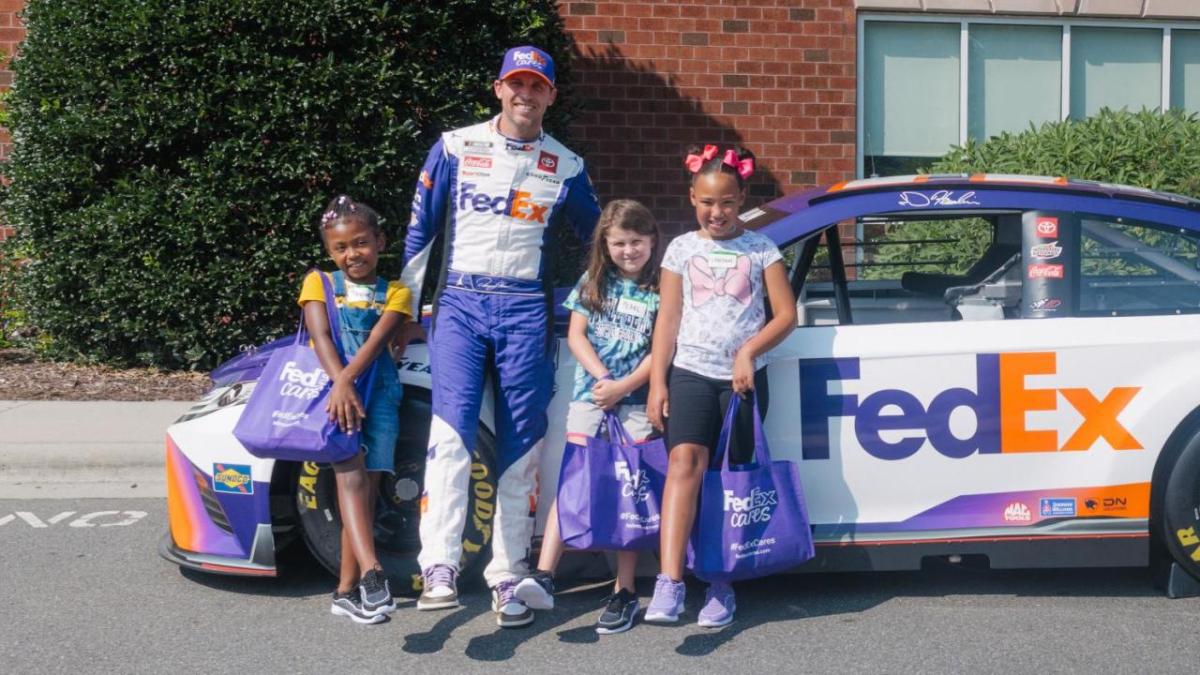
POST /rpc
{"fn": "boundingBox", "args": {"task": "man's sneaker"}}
[697,582,736,628]
[491,580,534,628]
[417,564,459,611]
[643,574,686,623]
[359,568,396,617]
[514,570,556,610]
[331,590,386,625]
[595,588,639,635]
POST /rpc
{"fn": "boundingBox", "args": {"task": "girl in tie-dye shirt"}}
[514,199,662,635]
[644,145,797,628]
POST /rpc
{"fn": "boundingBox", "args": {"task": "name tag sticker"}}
[616,297,648,318]
[707,251,738,270]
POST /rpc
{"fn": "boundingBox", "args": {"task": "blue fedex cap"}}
[498,45,555,86]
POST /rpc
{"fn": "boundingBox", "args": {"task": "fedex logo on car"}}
[457,183,549,223]
[799,352,1142,461]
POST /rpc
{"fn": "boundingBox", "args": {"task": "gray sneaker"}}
[595,588,639,635]
[514,570,556,610]
[359,568,396,617]
[492,580,534,628]
[417,564,459,611]
[331,590,386,625]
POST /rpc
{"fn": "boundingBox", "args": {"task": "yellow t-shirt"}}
[297,271,412,318]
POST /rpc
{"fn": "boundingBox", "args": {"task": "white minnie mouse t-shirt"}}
[661,229,783,380]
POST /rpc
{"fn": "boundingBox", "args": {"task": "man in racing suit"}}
[402,45,600,627]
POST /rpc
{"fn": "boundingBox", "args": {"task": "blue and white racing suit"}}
[403,117,599,586]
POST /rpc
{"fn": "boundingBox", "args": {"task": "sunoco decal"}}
[213,464,253,495]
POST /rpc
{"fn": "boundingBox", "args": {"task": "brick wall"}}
[0,0,22,242]
[560,0,857,236]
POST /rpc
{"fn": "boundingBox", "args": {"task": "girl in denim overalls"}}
[299,195,415,624]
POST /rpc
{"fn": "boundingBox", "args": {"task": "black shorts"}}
[665,366,770,464]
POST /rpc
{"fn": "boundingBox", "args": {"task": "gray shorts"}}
[565,400,655,443]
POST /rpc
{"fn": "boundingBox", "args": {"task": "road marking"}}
[0,510,149,529]
[16,512,46,528]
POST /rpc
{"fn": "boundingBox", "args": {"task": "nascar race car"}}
[161,174,1200,596]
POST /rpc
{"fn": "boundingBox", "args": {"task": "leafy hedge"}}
[2,0,578,369]
[930,108,1200,198]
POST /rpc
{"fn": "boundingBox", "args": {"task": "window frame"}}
[856,13,1200,179]
[1075,212,1200,318]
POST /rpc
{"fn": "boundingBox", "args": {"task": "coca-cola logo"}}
[1027,263,1064,279]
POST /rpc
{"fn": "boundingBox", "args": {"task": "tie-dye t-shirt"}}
[563,270,660,404]
[661,229,783,380]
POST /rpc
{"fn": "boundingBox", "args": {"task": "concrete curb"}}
[0,400,191,499]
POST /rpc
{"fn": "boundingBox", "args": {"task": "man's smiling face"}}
[493,72,556,141]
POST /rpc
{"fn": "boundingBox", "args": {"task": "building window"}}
[862,22,959,177]
[1173,29,1200,113]
[860,16,1200,178]
[1070,27,1162,120]
[968,24,1062,141]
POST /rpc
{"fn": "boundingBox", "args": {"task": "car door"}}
[764,203,1200,544]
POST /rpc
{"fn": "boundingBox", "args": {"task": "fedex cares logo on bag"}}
[278,361,329,401]
[799,352,1143,461]
[614,461,651,503]
[724,487,778,527]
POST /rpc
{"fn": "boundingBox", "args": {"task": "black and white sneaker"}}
[491,580,534,628]
[331,590,387,625]
[416,564,459,611]
[595,588,639,635]
[514,570,556,610]
[359,568,396,617]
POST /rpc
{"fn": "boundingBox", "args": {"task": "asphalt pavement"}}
[4,401,1200,673]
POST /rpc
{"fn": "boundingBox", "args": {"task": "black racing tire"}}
[1159,425,1200,582]
[294,387,497,596]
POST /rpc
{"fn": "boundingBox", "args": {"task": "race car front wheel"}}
[294,387,498,595]
[1159,424,1200,583]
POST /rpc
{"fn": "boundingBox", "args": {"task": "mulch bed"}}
[0,348,212,401]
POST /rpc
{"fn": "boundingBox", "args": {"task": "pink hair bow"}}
[684,144,719,173]
[722,149,755,179]
[688,254,752,307]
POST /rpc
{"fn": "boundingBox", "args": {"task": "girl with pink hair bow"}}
[643,144,797,628]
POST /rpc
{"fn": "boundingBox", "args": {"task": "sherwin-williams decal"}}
[799,352,1142,461]
[852,483,1148,532]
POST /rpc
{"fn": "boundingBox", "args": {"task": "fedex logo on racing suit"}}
[799,352,1142,461]
[457,183,549,223]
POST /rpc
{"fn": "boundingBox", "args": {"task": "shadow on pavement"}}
[672,563,1161,657]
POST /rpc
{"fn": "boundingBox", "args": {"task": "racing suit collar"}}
[489,115,543,151]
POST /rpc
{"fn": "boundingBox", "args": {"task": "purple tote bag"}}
[688,392,815,582]
[233,271,375,463]
[557,412,669,551]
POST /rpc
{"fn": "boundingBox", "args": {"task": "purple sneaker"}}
[643,574,686,623]
[697,582,736,628]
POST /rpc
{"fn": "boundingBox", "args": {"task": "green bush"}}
[3,0,578,369]
[930,108,1200,198]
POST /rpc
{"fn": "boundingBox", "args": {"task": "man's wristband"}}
[598,373,614,382]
